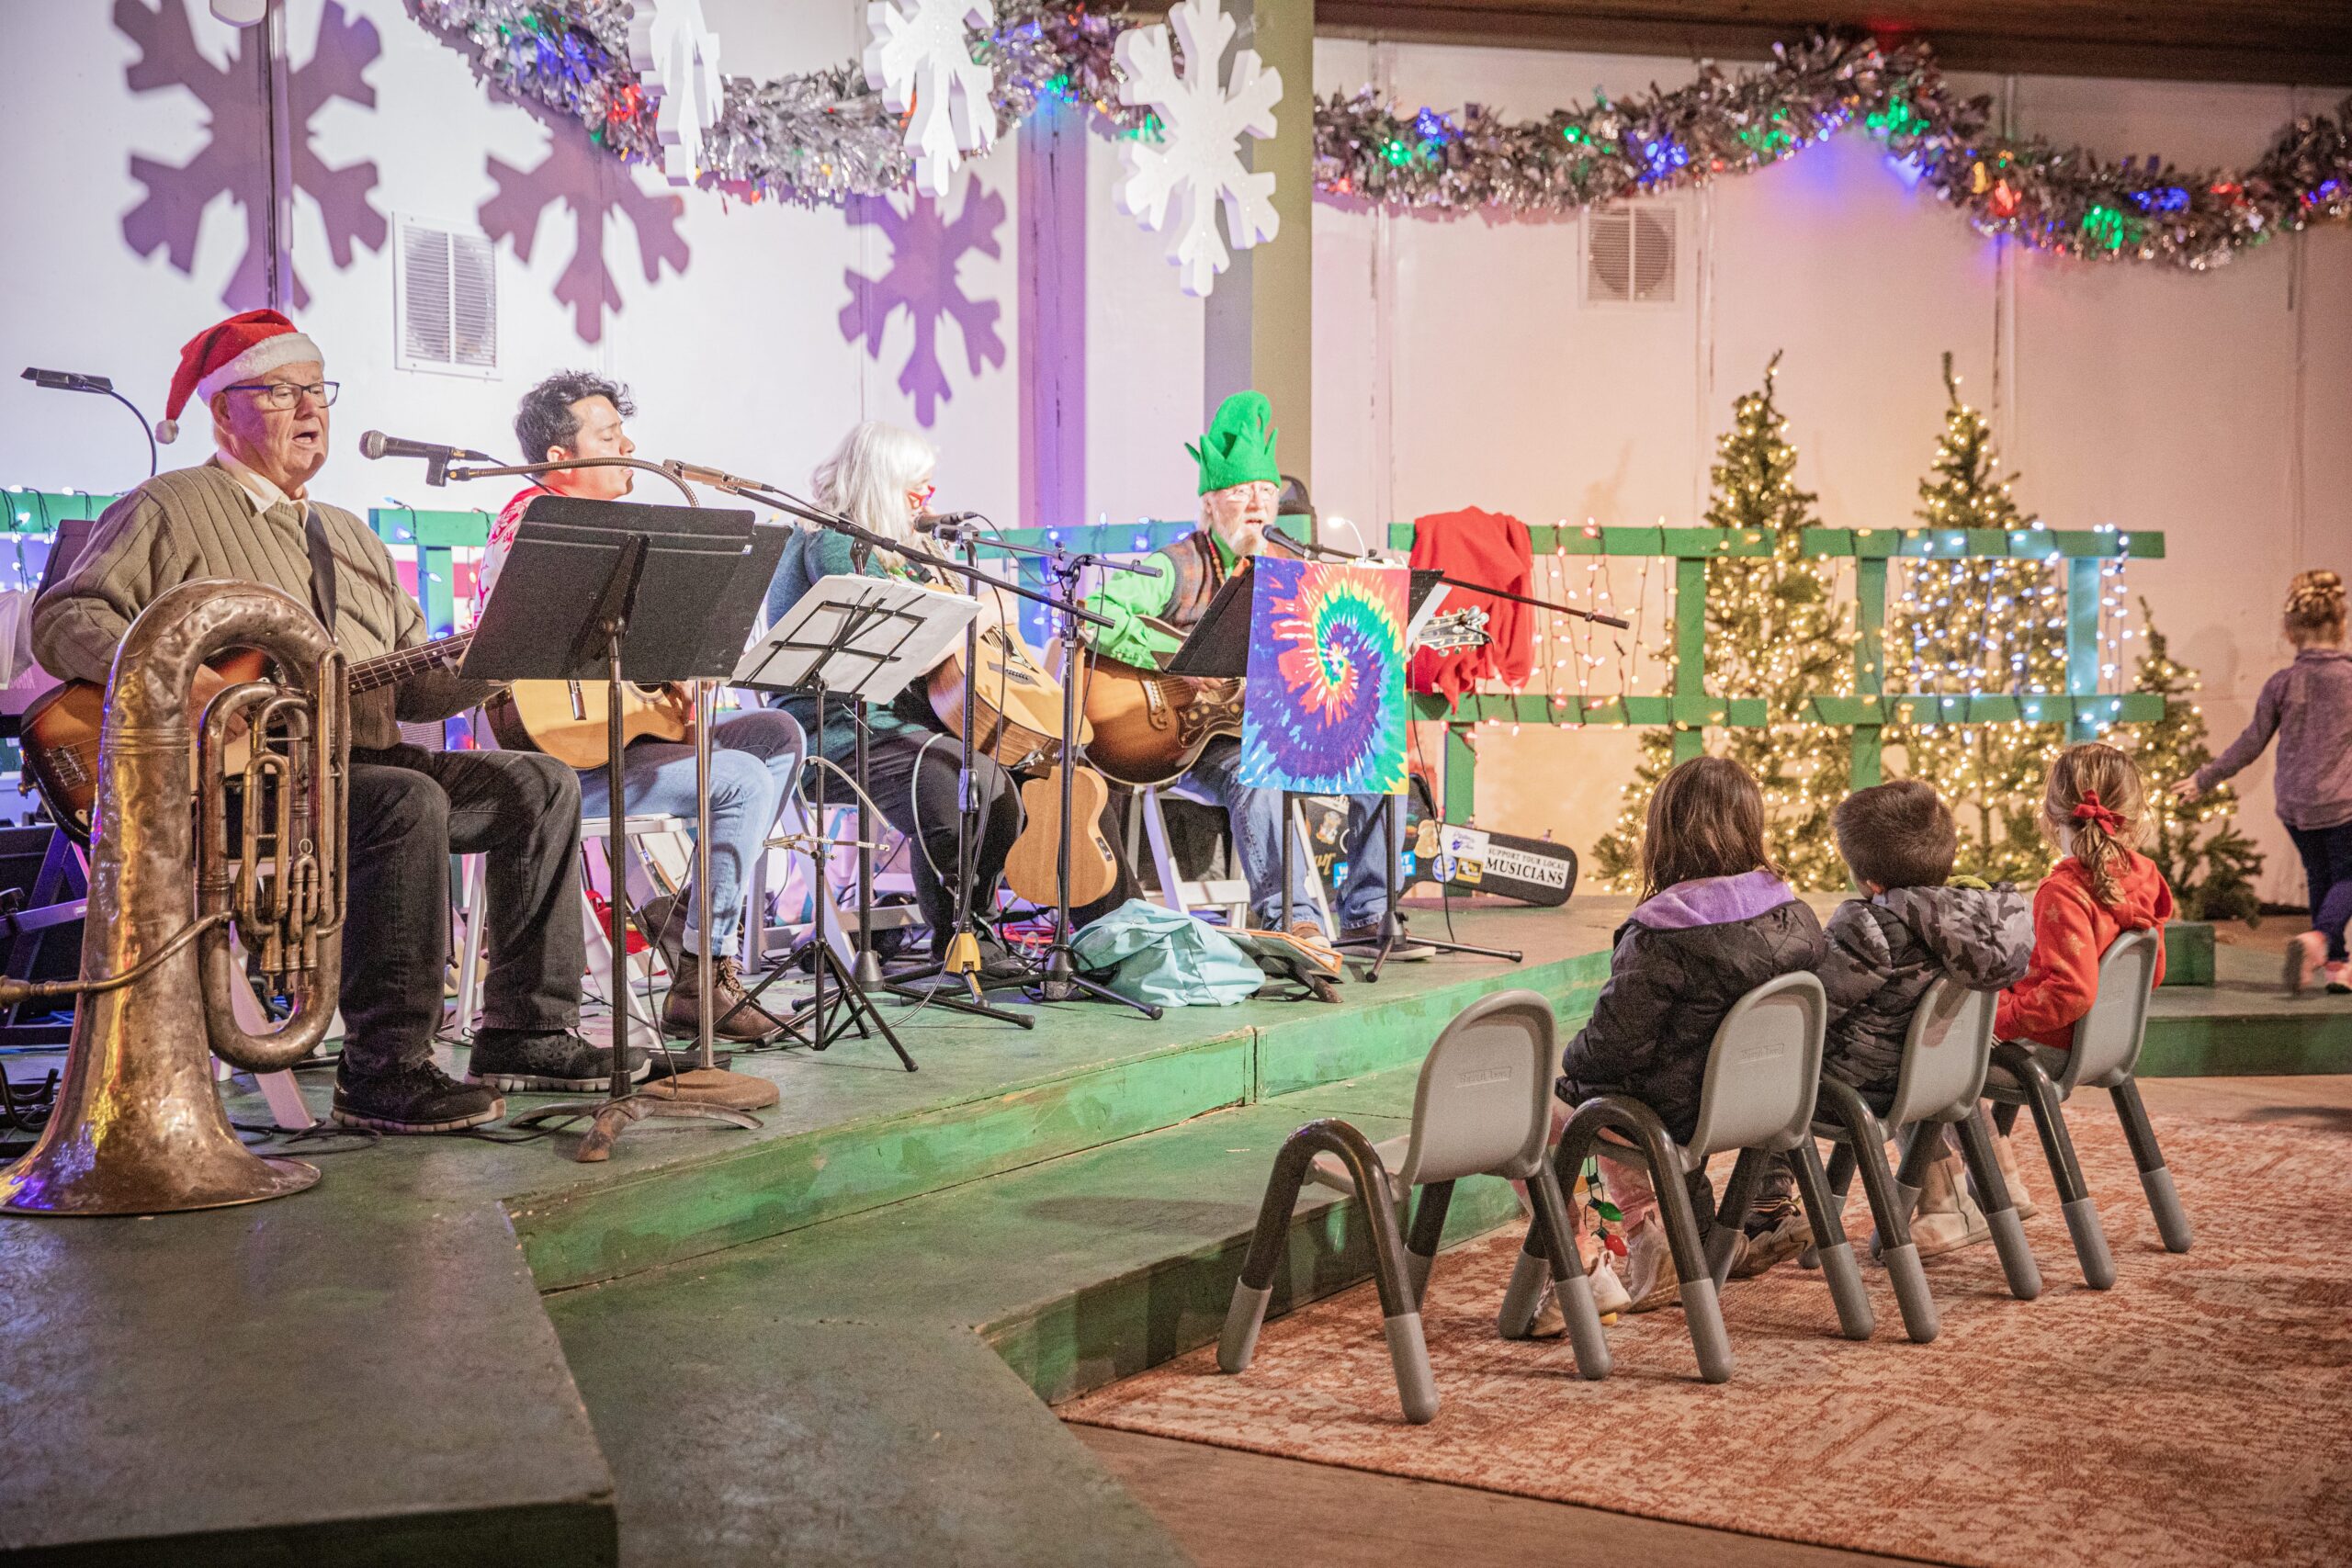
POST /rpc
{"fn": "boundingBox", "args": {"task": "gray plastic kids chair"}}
[1981,930,2188,1290]
[1498,970,1870,1384]
[1808,977,2044,1344]
[1217,989,1611,1424]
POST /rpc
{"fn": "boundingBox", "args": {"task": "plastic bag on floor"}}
[1069,898,1261,1008]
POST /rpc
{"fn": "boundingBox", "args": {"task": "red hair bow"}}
[2070,792,2126,834]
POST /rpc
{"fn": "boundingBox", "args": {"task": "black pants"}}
[341,744,584,1077]
[852,731,1023,950]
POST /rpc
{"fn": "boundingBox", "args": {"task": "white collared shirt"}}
[214,448,305,512]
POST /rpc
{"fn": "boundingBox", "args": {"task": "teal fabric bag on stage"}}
[1069,899,1261,1008]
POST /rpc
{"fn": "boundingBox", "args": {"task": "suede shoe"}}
[1733,1208,1811,1279]
[1337,921,1434,960]
[662,956,783,1043]
[466,1028,652,1092]
[333,1060,503,1134]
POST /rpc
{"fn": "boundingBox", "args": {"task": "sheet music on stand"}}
[732,573,978,702]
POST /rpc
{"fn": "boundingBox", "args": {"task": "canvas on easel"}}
[1238,556,1410,796]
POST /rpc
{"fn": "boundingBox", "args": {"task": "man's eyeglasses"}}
[225,380,340,411]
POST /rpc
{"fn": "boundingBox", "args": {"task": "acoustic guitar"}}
[1074,607,1493,790]
[1003,762,1121,909]
[20,630,476,843]
[483,680,695,770]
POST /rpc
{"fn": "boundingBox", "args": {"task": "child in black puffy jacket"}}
[1561,756,1826,1312]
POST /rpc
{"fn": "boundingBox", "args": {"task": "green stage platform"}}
[1,900,2345,1565]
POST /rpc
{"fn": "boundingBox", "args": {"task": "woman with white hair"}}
[763,422,1024,974]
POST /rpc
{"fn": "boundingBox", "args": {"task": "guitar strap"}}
[302,506,340,637]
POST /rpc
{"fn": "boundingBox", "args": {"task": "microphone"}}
[663,458,754,489]
[20,367,113,394]
[911,511,982,535]
[358,430,492,463]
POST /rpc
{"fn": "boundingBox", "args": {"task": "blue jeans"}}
[579,710,806,954]
[2288,819,2352,963]
[1172,739,1392,933]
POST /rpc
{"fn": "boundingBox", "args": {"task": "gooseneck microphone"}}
[22,366,159,478]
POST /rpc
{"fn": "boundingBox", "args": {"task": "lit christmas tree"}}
[2124,602,2264,922]
[1593,352,1853,889]
[1887,354,2072,883]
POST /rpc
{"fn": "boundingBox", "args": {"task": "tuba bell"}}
[0,579,348,1215]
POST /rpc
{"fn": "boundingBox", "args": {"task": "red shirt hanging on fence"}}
[1407,506,1536,704]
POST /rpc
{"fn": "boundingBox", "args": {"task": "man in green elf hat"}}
[1087,390,1423,953]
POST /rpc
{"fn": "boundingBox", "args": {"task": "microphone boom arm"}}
[442,456,701,506]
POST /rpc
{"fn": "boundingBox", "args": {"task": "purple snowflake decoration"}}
[119,0,387,310]
[480,118,692,344]
[839,183,1007,426]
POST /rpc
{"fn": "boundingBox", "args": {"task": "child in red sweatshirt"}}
[1989,742,2175,1213]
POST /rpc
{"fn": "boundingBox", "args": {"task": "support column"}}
[1019,94,1087,533]
[1202,0,1311,487]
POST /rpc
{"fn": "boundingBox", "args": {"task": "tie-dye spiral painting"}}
[1239,557,1409,795]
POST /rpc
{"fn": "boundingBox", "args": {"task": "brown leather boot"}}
[662,955,780,1043]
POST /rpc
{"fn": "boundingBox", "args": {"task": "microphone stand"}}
[1266,530,1632,628]
[941,527,1164,1017]
[446,454,783,1156]
[1259,532,1526,978]
[673,468,1112,1028]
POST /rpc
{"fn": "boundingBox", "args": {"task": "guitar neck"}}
[348,632,474,695]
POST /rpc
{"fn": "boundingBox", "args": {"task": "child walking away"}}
[1818,782,2033,1256]
[1560,757,1826,1312]
[2176,570,2352,995]
[1994,743,2175,1200]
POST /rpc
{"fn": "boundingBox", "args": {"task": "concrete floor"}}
[1072,1073,2352,1568]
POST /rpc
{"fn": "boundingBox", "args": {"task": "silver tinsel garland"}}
[1317,32,2352,269]
[411,5,2349,267]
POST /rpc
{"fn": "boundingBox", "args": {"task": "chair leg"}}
[1404,1179,1453,1307]
[1525,1162,1611,1379]
[1819,1081,1936,1344]
[2109,1077,2192,1253]
[1564,1100,1729,1382]
[1952,1107,2042,1301]
[1786,1138,1875,1341]
[1799,1140,1857,1271]
[1992,1044,2112,1289]
[1217,1119,1435,1423]
[1708,1147,1770,1288]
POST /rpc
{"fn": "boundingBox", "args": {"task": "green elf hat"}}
[1188,390,1281,495]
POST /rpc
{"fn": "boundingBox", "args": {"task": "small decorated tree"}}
[1593,353,1853,888]
[2124,604,2265,922]
[1887,354,2072,883]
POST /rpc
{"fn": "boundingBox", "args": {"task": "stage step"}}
[2143,942,2352,1076]
[0,1190,616,1567]
[544,1066,1522,1565]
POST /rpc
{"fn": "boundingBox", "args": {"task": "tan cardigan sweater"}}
[30,461,491,750]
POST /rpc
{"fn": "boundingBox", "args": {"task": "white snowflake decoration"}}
[1113,0,1282,298]
[863,0,999,199]
[628,0,725,186]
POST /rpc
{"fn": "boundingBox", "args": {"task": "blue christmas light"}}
[1636,136,1690,183]
[1413,107,1454,144]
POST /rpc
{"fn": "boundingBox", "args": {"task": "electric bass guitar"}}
[1076,606,1492,789]
[20,630,476,844]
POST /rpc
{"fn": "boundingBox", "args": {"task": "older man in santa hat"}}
[32,309,634,1134]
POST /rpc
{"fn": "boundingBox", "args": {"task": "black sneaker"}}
[466,1028,653,1092]
[333,1061,504,1134]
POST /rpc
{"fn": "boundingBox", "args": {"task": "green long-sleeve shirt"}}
[1087,528,1241,667]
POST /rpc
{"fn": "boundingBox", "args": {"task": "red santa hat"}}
[154,309,324,445]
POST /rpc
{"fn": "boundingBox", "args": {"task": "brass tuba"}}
[0,579,348,1215]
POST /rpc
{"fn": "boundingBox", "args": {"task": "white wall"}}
[0,5,2339,902]
[1312,39,2352,904]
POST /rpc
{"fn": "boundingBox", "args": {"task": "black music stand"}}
[732,572,980,1069]
[464,497,775,1162]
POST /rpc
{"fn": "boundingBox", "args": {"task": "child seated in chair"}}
[1817,781,2033,1257]
[1559,756,1826,1313]
[1990,742,2175,1214]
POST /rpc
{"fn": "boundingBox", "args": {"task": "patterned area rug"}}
[1063,1109,2352,1568]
